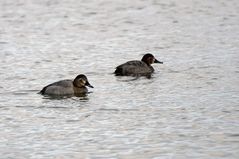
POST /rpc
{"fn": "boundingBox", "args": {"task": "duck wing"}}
[115,60,153,76]
[40,79,73,94]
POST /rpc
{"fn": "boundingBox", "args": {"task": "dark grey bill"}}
[154,59,163,64]
[86,81,94,88]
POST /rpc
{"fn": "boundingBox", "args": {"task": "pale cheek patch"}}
[80,79,86,86]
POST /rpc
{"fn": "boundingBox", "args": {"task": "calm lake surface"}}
[0,0,239,158]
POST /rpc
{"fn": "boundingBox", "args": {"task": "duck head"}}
[73,74,94,88]
[141,53,163,65]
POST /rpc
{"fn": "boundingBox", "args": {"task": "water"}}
[0,0,239,158]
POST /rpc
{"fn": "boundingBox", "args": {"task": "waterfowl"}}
[114,53,163,76]
[39,74,93,96]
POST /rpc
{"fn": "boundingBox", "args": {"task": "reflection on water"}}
[40,92,91,100]
[0,0,239,158]
[41,94,89,101]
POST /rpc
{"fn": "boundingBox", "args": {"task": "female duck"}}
[114,53,163,76]
[40,74,93,96]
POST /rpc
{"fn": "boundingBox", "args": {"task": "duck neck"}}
[142,59,150,66]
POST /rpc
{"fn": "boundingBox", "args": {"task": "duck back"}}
[40,80,74,95]
[115,60,154,76]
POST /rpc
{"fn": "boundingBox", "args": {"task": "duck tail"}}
[114,67,123,76]
[38,90,44,95]
[38,86,47,95]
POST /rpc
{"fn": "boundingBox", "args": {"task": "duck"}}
[39,74,93,96]
[114,53,163,76]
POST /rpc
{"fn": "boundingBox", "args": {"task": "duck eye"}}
[148,57,154,63]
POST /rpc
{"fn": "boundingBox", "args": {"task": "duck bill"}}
[154,59,163,64]
[86,81,94,88]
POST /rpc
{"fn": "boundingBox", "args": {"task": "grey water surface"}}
[0,0,239,158]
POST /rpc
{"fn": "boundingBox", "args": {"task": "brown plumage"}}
[114,53,163,76]
[40,74,93,96]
